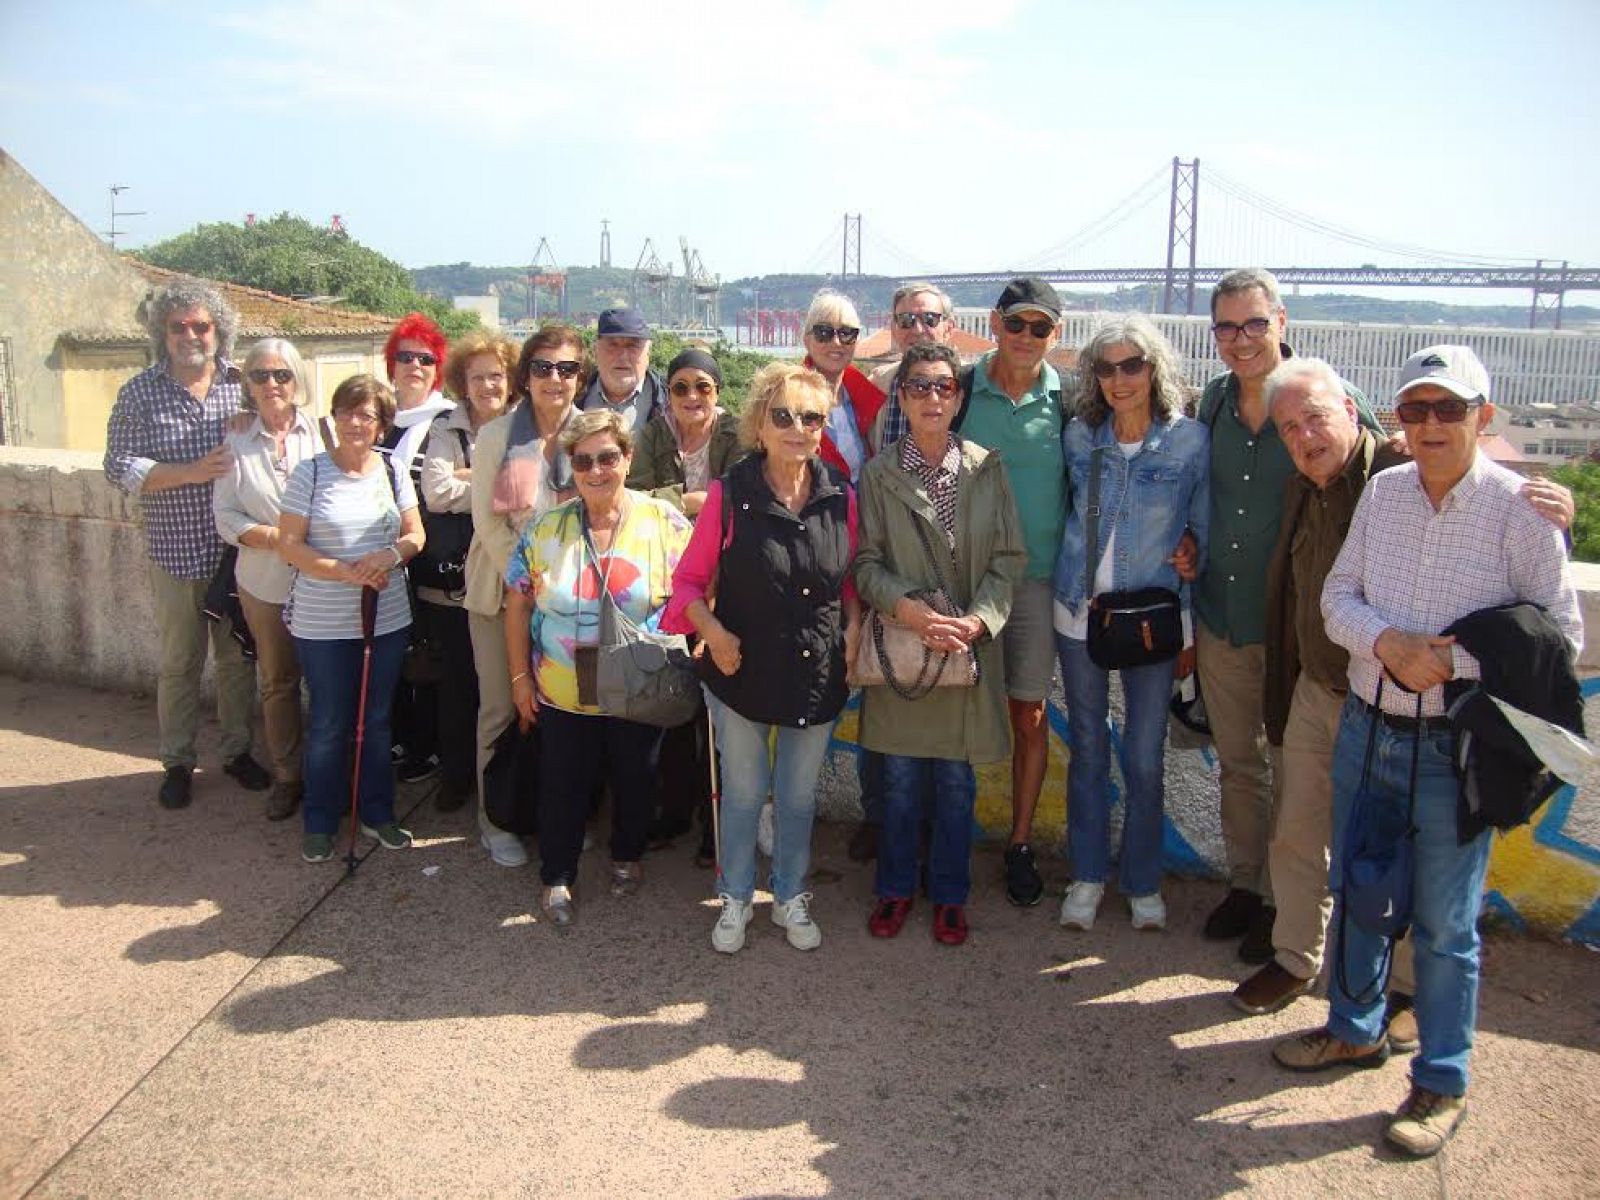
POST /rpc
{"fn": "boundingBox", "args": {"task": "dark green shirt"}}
[1194,350,1378,646]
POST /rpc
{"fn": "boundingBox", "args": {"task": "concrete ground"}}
[2,674,1597,1200]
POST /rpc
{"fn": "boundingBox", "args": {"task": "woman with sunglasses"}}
[278,375,424,864]
[664,362,861,954]
[627,346,745,863]
[212,338,321,821]
[504,409,692,929]
[801,289,885,483]
[1052,315,1210,934]
[854,344,1026,947]
[465,324,587,869]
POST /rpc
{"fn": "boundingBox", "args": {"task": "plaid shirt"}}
[104,358,243,579]
[900,432,962,548]
[879,376,910,450]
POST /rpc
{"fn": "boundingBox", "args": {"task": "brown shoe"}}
[1385,1005,1420,1054]
[1272,1027,1390,1073]
[1232,961,1314,1015]
[1385,1085,1466,1158]
[264,780,302,822]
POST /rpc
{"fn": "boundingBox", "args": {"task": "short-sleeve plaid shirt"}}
[104,359,243,579]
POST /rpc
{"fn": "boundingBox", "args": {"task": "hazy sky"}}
[4,0,1597,301]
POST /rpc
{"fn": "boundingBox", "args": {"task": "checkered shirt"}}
[899,432,962,549]
[1322,455,1581,718]
[104,359,243,579]
[879,376,910,449]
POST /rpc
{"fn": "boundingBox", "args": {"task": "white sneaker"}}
[756,800,775,857]
[481,829,529,868]
[771,891,822,951]
[1129,892,1167,931]
[1059,881,1105,931]
[711,894,753,953]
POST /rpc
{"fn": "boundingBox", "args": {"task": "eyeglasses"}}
[1091,355,1148,381]
[335,409,380,426]
[670,379,717,398]
[1210,317,1273,342]
[394,350,438,366]
[1001,315,1056,339]
[528,358,582,380]
[571,448,624,473]
[247,368,295,386]
[1395,396,1480,424]
[902,377,959,398]
[893,311,945,330]
[768,406,827,431]
[168,320,213,336]
[809,323,860,345]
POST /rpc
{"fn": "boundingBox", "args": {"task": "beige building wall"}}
[59,346,150,451]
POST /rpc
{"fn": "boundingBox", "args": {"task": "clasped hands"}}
[893,597,983,654]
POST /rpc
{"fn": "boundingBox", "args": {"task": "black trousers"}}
[424,601,478,793]
[657,711,711,830]
[537,706,661,886]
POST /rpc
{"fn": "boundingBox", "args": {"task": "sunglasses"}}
[1091,355,1148,381]
[1001,315,1055,338]
[1395,397,1481,424]
[809,323,860,345]
[168,320,213,336]
[1210,317,1273,341]
[893,311,945,330]
[902,377,959,397]
[571,448,624,473]
[394,350,438,366]
[528,358,582,380]
[336,409,380,426]
[247,368,295,386]
[769,406,827,431]
[670,379,717,398]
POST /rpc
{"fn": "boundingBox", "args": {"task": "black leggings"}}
[536,707,661,886]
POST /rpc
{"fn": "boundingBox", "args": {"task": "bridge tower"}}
[600,219,612,269]
[1162,158,1200,315]
[842,213,862,277]
[1530,259,1568,330]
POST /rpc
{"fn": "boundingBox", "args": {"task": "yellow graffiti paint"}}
[1486,819,1600,936]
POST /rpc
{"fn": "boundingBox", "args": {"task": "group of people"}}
[105,268,1582,1161]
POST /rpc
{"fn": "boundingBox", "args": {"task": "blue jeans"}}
[876,755,976,905]
[296,630,408,836]
[1327,695,1490,1097]
[1056,635,1174,897]
[706,691,835,904]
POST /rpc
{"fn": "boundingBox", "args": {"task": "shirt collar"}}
[900,432,960,478]
[973,351,1059,404]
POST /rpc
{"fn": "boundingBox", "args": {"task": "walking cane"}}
[706,704,722,885]
[346,585,380,874]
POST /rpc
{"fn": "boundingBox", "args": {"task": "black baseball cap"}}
[995,277,1062,321]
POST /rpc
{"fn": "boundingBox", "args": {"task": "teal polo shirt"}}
[959,352,1065,580]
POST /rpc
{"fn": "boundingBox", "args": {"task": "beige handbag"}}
[849,518,978,699]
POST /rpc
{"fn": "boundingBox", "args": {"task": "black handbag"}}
[482,719,540,835]
[1081,445,1182,671]
[411,425,474,597]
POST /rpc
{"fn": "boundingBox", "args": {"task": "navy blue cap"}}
[597,307,651,338]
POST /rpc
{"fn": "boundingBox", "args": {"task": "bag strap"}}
[454,425,472,469]
[1084,444,1106,606]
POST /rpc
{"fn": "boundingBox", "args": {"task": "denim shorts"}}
[1001,578,1057,702]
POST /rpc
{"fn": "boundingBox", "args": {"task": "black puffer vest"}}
[703,453,852,728]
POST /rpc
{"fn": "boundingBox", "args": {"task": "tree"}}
[1549,463,1600,563]
[136,213,478,336]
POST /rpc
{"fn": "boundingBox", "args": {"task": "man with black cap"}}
[580,306,667,436]
[954,276,1067,906]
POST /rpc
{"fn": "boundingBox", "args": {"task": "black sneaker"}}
[433,778,472,813]
[1003,843,1044,907]
[1238,904,1277,963]
[1203,887,1262,940]
[223,752,272,792]
[158,766,193,810]
[397,753,440,784]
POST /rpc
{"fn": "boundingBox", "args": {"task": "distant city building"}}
[452,294,500,329]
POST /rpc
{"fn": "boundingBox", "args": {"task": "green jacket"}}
[853,437,1027,765]
[625,410,743,513]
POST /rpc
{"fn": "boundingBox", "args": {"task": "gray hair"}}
[1265,357,1348,417]
[803,288,861,331]
[890,281,954,319]
[1210,267,1283,318]
[144,278,238,362]
[559,406,634,456]
[241,338,315,411]
[1074,313,1191,428]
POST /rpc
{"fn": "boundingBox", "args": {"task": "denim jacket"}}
[1051,411,1210,614]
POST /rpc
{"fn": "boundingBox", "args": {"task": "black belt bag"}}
[1082,444,1182,672]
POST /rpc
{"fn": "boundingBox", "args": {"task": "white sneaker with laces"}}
[481,829,529,868]
[756,800,775,857]
[711,894,753,953]
[1059,881,1105,930]
[1129,892,1167,931]
[771,891,822,950]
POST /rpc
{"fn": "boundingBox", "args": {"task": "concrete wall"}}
[2,445,1598,944]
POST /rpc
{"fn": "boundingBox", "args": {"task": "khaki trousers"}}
[1196,623,1281,900]
[148,561,256,770]
[237,587,302,783]
[468,608,517,838]
[1274,674,1414,991]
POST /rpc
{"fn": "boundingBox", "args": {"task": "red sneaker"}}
[932,904,968,946]
[868,896,913,938]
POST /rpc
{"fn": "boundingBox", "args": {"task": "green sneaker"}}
[360,821,413,850]
[301,832,336,863]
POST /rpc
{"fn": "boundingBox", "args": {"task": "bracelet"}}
[510,671,530,685]
[389,545,404,567]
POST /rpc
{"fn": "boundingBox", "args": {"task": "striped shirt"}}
[103,359,244,579]
[1322,455,1581,719]
[281,453,417,641]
